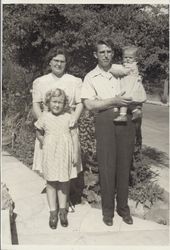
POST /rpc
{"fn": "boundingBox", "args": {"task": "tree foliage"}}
[3,4,169,77]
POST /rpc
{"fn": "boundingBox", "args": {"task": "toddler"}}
[35,88,80,229]
[110,45,147,122]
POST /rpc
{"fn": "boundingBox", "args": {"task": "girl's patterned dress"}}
[35,112,81,181]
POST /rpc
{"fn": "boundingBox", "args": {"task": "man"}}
[81,39,136,226]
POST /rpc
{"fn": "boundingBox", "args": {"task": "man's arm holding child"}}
[83,92,132,112]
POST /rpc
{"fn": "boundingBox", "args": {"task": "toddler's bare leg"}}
[114,107,128,122]
[120,106,127,115]
[114,107,119,112]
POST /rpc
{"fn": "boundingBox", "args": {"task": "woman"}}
[32,47,83,221]
[32,47,83,173]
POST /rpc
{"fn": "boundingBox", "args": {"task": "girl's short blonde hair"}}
[45,88,70,113]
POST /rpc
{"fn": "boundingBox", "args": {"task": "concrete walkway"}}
[1,151,169,247]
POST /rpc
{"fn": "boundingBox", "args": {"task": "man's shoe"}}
[122,215,133,225]
[103,216,113,226]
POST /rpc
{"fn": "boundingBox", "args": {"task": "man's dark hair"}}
[93,38,114,52]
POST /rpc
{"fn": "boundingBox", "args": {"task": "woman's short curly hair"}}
[43,47,69,74]
[45,47,68,64]
[45,88,70,113]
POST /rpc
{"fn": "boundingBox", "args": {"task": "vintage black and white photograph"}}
[1,0,169,248]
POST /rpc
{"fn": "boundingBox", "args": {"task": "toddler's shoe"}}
[132,110,142,121]
[114,115,127,122]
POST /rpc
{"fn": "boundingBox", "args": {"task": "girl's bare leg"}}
[57,181,70,227]
[46,181,57,211]
[57,181,70,209]
[46,181,58,229]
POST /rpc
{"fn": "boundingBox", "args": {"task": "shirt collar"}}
[91,65,113,80]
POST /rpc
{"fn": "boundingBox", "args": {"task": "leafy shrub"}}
[3,4,169,90]
[3,105,35,167]
[129,148,164,207]
[129,182,164,208]
[142,145,169,167]
[79,111,97,171]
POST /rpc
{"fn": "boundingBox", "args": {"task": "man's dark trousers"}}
[95,109,136,218]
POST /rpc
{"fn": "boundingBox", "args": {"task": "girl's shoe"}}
[59,208,68,227]
[49,210,58,229]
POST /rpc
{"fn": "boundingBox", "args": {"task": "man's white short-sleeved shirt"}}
[81,65,121,100]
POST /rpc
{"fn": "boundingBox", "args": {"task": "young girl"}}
[35,88,80,229]
[110,45,147,122]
